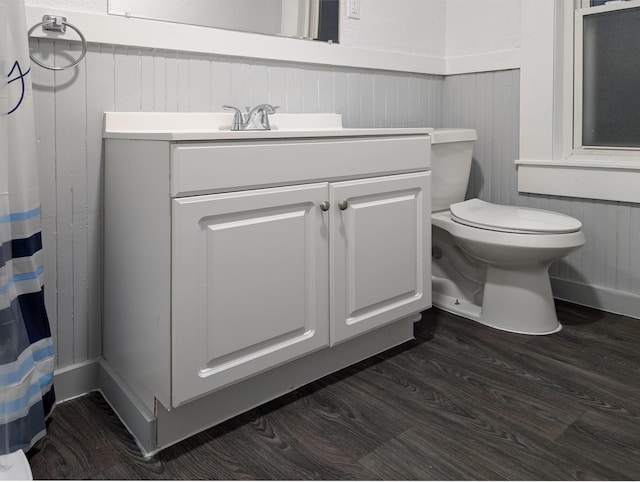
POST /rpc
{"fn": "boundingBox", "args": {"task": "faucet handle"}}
[265,105,279,129]
[222,105,244,131]
[261,104,279,117]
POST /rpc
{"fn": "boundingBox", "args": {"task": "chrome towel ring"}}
[28,15,87,71]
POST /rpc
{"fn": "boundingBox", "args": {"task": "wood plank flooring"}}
[27,301,640,479]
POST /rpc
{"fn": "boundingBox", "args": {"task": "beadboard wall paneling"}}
[443,70,520,206]
[443,70,640,311]
[30,38,444,370]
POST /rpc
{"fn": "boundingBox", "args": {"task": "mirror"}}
[108,0,339,43]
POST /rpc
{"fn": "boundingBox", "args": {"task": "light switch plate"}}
[347,0,361,19]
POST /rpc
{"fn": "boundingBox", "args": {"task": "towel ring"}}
[28,15,87,71]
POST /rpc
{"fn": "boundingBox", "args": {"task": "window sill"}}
[515,158,640,203]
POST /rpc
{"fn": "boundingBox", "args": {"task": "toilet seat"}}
[450,199,582,234]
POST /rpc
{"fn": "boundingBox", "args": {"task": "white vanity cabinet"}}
[172,172,429,405]
[102,112,432,454]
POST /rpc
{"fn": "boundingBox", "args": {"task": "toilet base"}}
[0,450,32,481]
[432,263,562,335]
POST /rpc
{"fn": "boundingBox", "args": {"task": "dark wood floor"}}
[28,301,640,480]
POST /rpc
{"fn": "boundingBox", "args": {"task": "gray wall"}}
[443,69,640,317]
[34,42,639,374]
[31,39,444,370]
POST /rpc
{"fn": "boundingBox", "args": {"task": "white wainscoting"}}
[30,38,444,372]
[41,61,640,402]
[443,70,640,318]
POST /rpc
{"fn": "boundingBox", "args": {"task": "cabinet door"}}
[172,183,329,406]
[330,172,431,345]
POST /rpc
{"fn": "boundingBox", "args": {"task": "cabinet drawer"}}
[171,136,430,197]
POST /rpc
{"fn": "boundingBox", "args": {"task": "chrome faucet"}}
[222,104,279,131]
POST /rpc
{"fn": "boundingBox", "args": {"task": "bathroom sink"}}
[103,112,432,141]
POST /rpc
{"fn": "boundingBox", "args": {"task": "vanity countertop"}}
[103,112,433,141]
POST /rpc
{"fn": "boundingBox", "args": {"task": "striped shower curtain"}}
[0,0,56,453]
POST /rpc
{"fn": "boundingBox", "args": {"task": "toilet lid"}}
[450,199,582,234]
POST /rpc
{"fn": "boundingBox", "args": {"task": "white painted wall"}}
[340,0,446,57]
[445,0,520,57]
[24,1,446,74]
[25,0,521,64]
[26,0,447,56]
[25,0,104,13]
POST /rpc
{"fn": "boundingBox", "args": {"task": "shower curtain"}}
[0,0,56,454]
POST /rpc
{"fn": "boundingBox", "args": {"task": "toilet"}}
[430,128,585,335]
[0,451,32,480]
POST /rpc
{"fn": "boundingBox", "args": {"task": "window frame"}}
[573,0,640,152]
[516,0,640,204]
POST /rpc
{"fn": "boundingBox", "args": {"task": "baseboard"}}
[50,280,635,406]
[551,277,640,320]
[98,360,157,456]
[51,358,161,456]
[53,359,100,402]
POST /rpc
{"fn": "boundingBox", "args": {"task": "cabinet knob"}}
[319,201,330,211]
[338,200,348,210]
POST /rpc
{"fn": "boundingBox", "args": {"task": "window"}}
[516,0,640,204]
[575,1,640,149]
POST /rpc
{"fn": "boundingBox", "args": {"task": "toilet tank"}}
[430,128,478,212]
